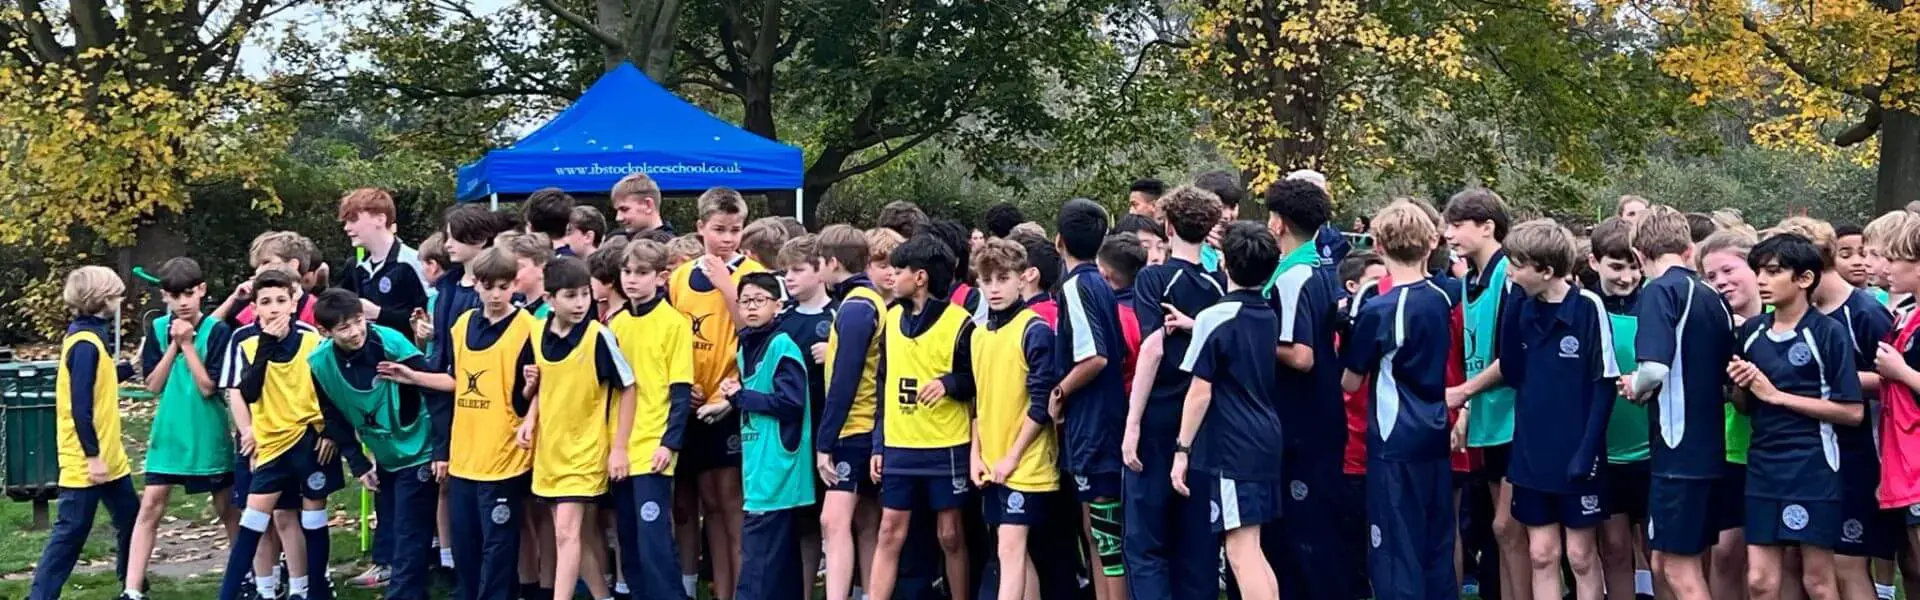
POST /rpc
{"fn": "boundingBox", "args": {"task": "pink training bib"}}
[1879,308,1920,509]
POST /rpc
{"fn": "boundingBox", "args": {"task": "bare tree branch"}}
[530,0,626,52]
[1117,37,1191,100]
[14,0,69,63]
[362,76,580,101]
[1836,106,1883,147]
[825,123,952,185]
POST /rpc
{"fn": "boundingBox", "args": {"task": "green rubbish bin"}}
[2,361,61,528]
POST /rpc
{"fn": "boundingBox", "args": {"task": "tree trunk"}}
[1876,109,1920,213]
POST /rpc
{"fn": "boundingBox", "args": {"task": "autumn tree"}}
[329,0,1139,223]
[1652,0,1920,212]
[0,1,295,249]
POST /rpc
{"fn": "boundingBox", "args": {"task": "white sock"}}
[440,548,455,568]
[1876,583,1896,600]
[289,575,310,596]
[121,590,145,600]
[1635,569,1654,595]
[682,574,697,598]
[615,581,630,594]
[256,575,279,598]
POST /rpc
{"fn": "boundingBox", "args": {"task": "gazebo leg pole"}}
[490,193,500,211]
[795,188,806,227]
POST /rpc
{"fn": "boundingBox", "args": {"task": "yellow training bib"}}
[56,331,130,488]
[532,321,613,498]
[239,332,324,465]
[669,256,764,402]
[971,310,1059,492]
[826,286,885,439]
[449,309,536,481]
[881,304,971,449]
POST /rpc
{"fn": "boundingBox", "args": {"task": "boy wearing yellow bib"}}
[30,267,138,600]
[607,239,696,600]
[813,225,887,600]
[721,273,816,600]
[519,257,636,600]
[668,188,763,600]
[967,239,1063,600]
[216,270,341,600]
[868,235,977,600]
[433,246,540,600]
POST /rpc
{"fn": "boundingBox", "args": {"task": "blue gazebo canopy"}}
[455,63,804,202]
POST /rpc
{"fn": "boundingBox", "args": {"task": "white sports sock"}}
[682,574,697,598]
[289,575,310,596]
[440,548,455,568]
[615,581,631,594]
[257,575,280,599]
[1635,569,1654,595]
[121,589,145,600]
[1875,583,1896,600]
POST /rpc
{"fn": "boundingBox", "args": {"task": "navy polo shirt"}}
[777,303,833,424]
[1501,288,1620,494]
[1736,312,1860,501]
[1132,258,1226,440]
[1822,289,1892,483]
[1267,257,1343,465]
[1634,267,1735,479]
[346,241,431,336]
[1343,278,1454,463]
[1180,289,1284,481]
[1057,263,1128,476]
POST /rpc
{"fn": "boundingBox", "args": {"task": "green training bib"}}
[738,333,814,512]
[309,325,434,471]
[1463,255,1517,447]
[144,315,236,476]
[1604,312,1649,463]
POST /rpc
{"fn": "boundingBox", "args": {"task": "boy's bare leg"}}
[1785,548,1809,600]
[1223,526,1278,600]
[1601,517,1638,600]
[437,485,453,568]
[581,511,612,599]
[866,508,910,600]
[214,488,239,540]
[996,524,1032,600]
[1567,527,1604,600]
[1836,555,1876,600]
[125,484,175,594]
[936,508,970,600]
[822,493,860,600]
[1801,547,1840,600]
[274,510,306,580]
[701,468,744,600]
[1495,480,1535,600]
[1709,528,1746,600]
[1655,552,1711,600]
[1529,525,1566,600]
[1750,546,1785,600]
[855,500,879,595]
[553,503,586,600]
[537,503,558,590]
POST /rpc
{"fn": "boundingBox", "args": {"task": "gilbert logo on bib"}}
[1788,343,1813,367]
[1558,336,1580,358]
[1783,504,1810,531]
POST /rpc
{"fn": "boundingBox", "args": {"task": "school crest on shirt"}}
[1289,480,1308,501]
[1783,504,1810,531]
[379,277,393,294]
[1074,475,1090,492]
[1558,336,1580,358]
[641,501,661,522]
[835,461,852,480]
[815,321,832,339]
[1007,491,1026,514]
[1580,495,1601,515]
[491,503,512,525]
[307,472,326,491]
[1788,342,1814,367]
[1370,525,1383,548]
[1843,518,1864,542]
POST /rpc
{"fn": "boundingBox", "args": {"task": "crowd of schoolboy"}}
[28,168,1920,600]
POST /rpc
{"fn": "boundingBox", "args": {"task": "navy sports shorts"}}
[1511,484,1608,529]
[248,432,344,503]
[1478,443,1512,483]
[1906,503,1920,527]
[1209,476,1281,533]
[880,473,970,512]
[1710,462,1747,532]
[1365,459,1455,600]
[983,486,1049,526]
[1603,461,1650,521]
[1648,476,1717,555]
[1071,471,1122,503]
[145,471,234,495]
[1746,498,1841,549]
[825,435,876,496]
[679,414,743,476]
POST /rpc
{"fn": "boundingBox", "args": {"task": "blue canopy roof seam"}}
[455,62,805,205]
